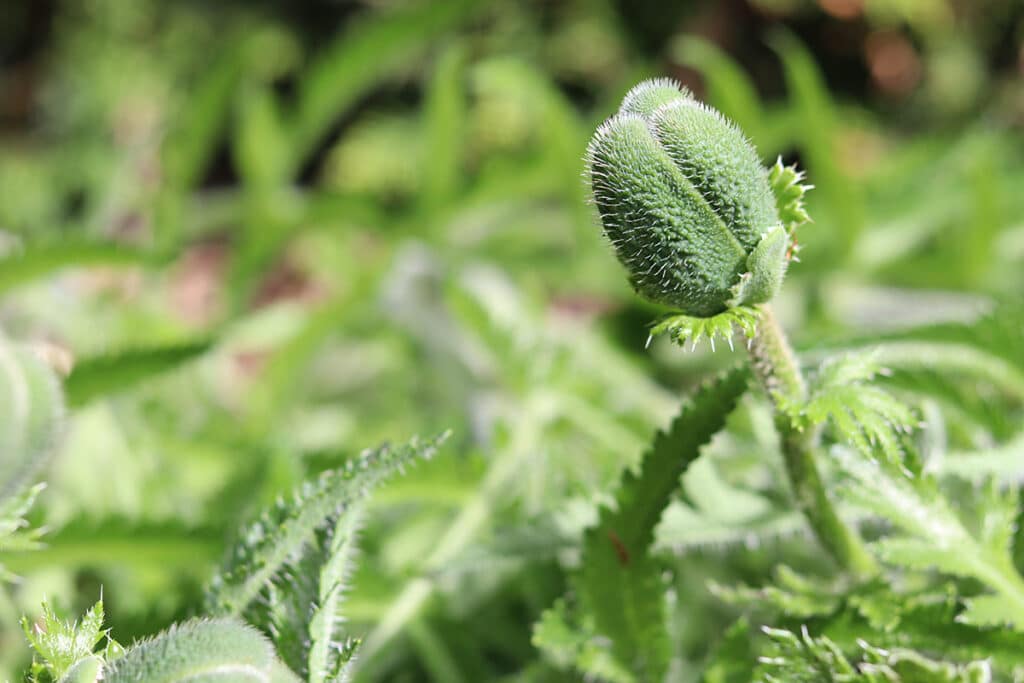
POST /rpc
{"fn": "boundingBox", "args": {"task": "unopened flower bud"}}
[587,79,788,317]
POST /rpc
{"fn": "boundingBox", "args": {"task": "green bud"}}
[587,79,788,317]
[103,618,280,683]
[57,656,103,683]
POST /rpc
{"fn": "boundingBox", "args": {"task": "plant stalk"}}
[747,304,878,577]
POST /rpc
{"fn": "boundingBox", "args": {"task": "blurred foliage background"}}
[1,0,1023,680]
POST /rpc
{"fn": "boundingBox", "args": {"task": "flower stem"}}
[747,305,878,577]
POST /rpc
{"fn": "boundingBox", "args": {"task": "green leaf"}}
[0,483,46,581]
[648,306,761,352]
[154,29,276,245]
[251,502,365,682]
[768,158,812,238]
[702,618,759,683]
[22,600,119,682]
[63,339,212,407]
[871,340,1024,404]
[0,517,221,576]
[838,450,1024,630]
[307,508,363,683]
[0,339,64,499]
[790,352,916,465]
[532,599,634,683]
[959,594,1020,629]
[0,241,158,296]
[710,566,843,620]
[576,367,749,680]
[420,43,467,213]
[756,627,991,682]
[205,433,448,664]
[288,0,480,174]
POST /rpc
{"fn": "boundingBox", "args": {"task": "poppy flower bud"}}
[103,618,289,683]
[587,79,789,317]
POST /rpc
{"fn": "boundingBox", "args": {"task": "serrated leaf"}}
[533,600,583,672]
[872,538,979,576]
[839,450,1024,630]
[959,595,1019,629]
[0,483,46,582]
[206,433,447,671]
[532,599,634,683]
[648,306,760,352]
[63,339,212,407]
[22,600,118,682]
[0,340,64,500]
[790,352,916,465]
[711,566,842,620]
[756,626,990,682]
[837,588,1024,672]
[702,618,759,683]
[307,507,363,683]
[577,367,749,680]
[768,158,812,238]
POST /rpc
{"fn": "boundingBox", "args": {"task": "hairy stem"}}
[748,305,877,577]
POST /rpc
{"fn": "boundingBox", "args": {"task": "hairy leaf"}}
[789,352,916,464]
[838,450,1024,630]
[532,599,633,683]
[0,483,46,581]
[756,627,991,682]
[576,367,749,680]
[64,339,212,407]
[0,340,64,500]
[769,158,812,239]
[206,433,447,674]
[307,508,363,683]
[22,600,121,683]
[648,306,760,352]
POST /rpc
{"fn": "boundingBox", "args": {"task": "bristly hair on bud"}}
[586,79,792,318]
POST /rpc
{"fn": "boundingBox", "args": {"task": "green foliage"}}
[0,483,46,581]
[3,1,1024,681]
[537,368,748,680]
[18,434,444,682]
[648,305,760,352]
[0,242,158,296]
[839,451,1024,630]
[0,340,65,499]
[206,433,445,616]
[62,339,214,405]
[206,434,446,679]
[768,159,812,240]
[532,598,634,683]
[21,600,122,683]
[756,627,991,682]
[788,352,917,463]
[63,340,213,407]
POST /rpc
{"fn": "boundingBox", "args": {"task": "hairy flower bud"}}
[587,79,788,317]
[103,618,295,683]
